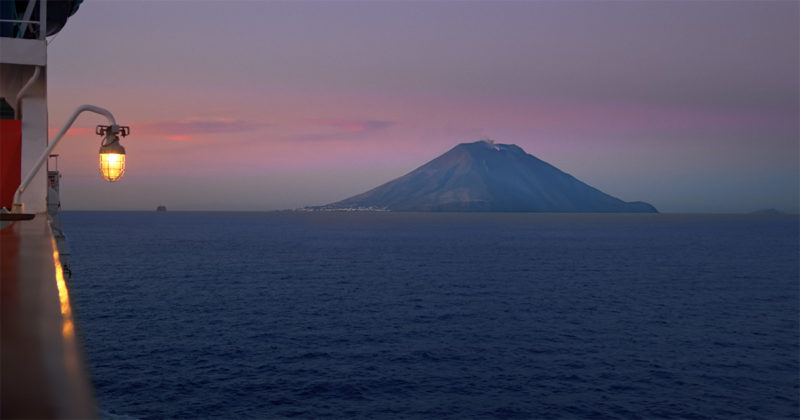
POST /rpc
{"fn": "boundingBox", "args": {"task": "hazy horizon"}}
[45,1,798,213]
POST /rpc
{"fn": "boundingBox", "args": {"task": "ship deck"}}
[1,214,96,418]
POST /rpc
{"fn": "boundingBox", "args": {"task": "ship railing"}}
[0,0,47,40]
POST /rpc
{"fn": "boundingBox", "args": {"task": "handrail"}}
[0,19,41,24]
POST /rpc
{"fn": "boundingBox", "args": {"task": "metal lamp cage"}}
[96,125,129,182]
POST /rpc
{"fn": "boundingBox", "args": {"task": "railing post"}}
[39,0,46,39]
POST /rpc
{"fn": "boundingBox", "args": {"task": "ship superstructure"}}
[1,1,98,417]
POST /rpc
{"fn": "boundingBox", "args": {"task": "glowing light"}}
[52,239,75,340]
[97,127,128,182]
[99,152,126,182]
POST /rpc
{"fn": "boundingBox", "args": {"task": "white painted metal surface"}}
[0,38,46,66]
[19,96,48,213]
[1,1,50,213]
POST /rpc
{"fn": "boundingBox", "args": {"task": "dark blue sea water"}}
[62,212,799,419]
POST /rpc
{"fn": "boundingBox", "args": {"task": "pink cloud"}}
[50,117,268,142]
[136,117,267,141]
[163,135,191,141]
[48,126,96,137]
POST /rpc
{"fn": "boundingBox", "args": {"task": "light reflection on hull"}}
[53,237,75,340]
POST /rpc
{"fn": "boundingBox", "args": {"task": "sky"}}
[45,0,798,213]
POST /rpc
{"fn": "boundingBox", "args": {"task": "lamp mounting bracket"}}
[96,125,131,137]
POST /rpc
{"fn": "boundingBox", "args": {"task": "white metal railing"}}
[0,0,46,40]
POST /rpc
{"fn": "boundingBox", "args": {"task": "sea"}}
[61,211,799,419]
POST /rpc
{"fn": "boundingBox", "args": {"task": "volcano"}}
[324,140,657,213]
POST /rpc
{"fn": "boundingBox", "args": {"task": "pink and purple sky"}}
[46,1,798,212]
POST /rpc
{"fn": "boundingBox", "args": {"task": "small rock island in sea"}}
[315,140,657,213]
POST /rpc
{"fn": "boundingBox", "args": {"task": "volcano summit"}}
[324,140,657,213]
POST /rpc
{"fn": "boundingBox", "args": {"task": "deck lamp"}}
[96,125,130,182]
[11,105,130,213]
